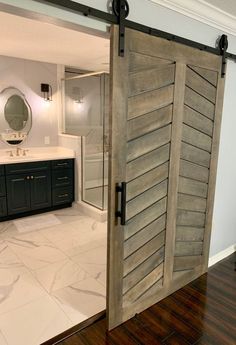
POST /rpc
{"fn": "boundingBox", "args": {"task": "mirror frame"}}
[0,87,32,145]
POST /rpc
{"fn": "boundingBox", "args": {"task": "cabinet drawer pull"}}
[57,177,68,180]
[57,163,68,166]
[26,176,30,180]
[31,176,34,180]
[58,193,69,198]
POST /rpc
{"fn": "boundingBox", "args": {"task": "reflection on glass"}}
[5,95,29,131]
[63,72,109,210]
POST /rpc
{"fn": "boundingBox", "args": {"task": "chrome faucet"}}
[16,147,22,156]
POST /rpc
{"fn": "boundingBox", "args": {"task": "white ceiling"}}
[203,0,236,17]
[0,11,110,71]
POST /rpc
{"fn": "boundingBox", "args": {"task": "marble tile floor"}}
[0,206,107,345]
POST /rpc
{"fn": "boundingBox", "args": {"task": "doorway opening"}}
[0,9,110,345]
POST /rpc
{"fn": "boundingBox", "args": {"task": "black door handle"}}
[116,182,126,225]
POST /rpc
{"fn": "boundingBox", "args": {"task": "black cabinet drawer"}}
[0,177,6,197]
[6,161,51,175]
[52,169,73,188]
[0,166,4,176]
[51,159,73,170]
[0,197,7,217]
[52,186,74,206]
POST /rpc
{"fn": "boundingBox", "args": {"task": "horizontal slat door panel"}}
[185,87,215,120]
[182,124,212,152]
[186,67,216,103]
[175,242,203,256]
[178,194,207,212]
[129,64,175,96]
[126,144,170,181]
[190,65,218,86]
[126,180,168,220]
[179,160,209,183]
[127,124,171,162]
[177,210,206,227]
[174,255,203,271]
[125,197,167,239]
[183,106,213,137]
[178,177,208,198]
[181,142,211,167]
[176,227,205,242]
[128,85,174,119]
[124,232,165,276]
[124,214,166,256]
[127,162,168,201]
[127,104,172,141]
[123,263,164,307]
[129,51,174,73]
[123,249,164,294]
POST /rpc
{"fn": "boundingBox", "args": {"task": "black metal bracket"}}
[116,182,126,226]
[112,0,129,56]
[218,34,228,78]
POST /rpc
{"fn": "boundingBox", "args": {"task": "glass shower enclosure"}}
[62,71,109,211]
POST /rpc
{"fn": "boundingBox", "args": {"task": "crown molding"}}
[150,0,236,36]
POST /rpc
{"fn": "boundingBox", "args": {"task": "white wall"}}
[0,55,58,149]
[1,0,236,258]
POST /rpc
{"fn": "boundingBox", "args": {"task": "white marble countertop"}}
[0,146,75,165]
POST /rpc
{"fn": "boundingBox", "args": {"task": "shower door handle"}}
[116,182,126,226]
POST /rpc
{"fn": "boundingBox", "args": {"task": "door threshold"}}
[41,310,106,345]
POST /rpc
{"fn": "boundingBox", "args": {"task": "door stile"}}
[107,25,130,330]
[164,63,186,286]
[202,69,226,272]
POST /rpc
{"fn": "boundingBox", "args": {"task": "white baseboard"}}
[208,244,236,267]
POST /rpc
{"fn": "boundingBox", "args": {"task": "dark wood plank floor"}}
[58,253,236,345]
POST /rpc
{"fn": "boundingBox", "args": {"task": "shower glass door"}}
[63,72,109,210]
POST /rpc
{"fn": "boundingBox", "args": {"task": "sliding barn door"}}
[107,25,225,330]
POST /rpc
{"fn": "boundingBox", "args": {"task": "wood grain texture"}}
[178,177,208,198]
[183,105,213,137]
[128,85,174,119]
[185,87,215,120]
[107,25,128,330]
[190,65,218,86]
[127,104,172,141]
[175,242,203,256]
[129,64,175,96]
[174,255,203,271]
[126,143,170,181]
[178,194,207,212]
[202,71,225,272]
[127,124,171,162]
[124,214,166,256]
[126,162,168,201]
[124,232,165,276]
[186,67,216,103]
[126,179,168,220]
[125,197,167,240]
[182,124,212,152]
[164,63,186,285]
[176,226,205,242]
[181,142,211,168]
[179,159,209,183]
[129,51,173,73]
[177,210,206,227]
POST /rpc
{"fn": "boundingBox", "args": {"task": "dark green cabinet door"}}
[6,174,31,215]
[30,171,52,210]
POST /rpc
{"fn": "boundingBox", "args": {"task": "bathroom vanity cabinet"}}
[0,158,74,220]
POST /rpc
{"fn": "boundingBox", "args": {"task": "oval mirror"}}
[0,87,32,145]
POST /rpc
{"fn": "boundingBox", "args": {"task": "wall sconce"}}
[72,87,84,104]
[41,83,52,102]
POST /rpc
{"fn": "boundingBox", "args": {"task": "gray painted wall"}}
[1,0,236,257]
